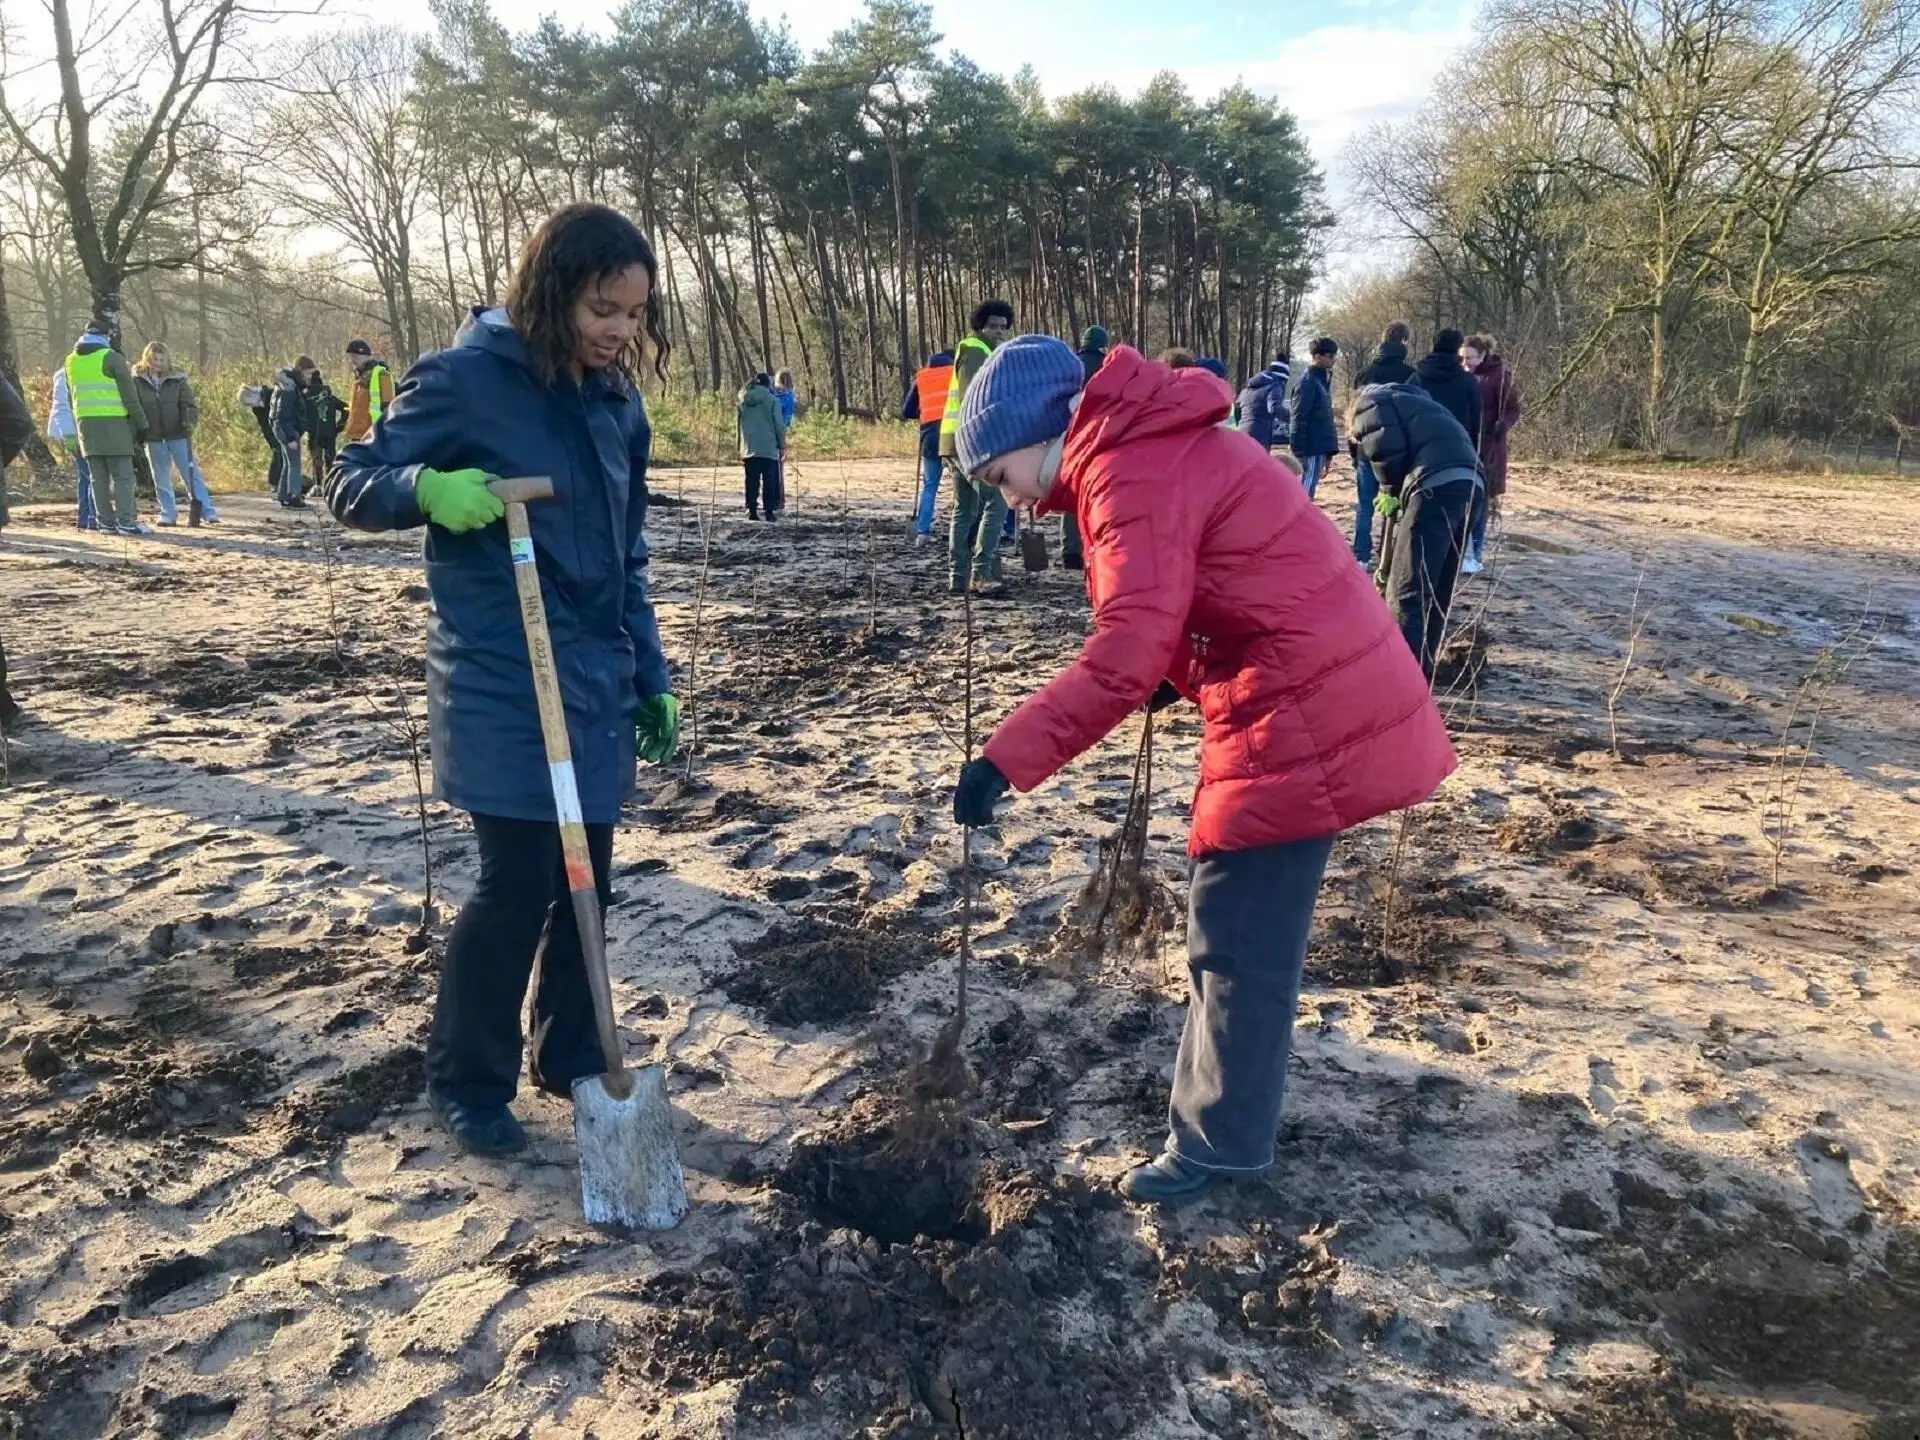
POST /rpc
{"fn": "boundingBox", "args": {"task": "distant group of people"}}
[895,305,1522,665]
[45,328,219,534]
[17,325,399,534]
[244,340,393,508]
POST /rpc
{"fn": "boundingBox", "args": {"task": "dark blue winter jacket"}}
[1234,363,1290,448]
[1289,364,1338,458]
[325,307,670,824]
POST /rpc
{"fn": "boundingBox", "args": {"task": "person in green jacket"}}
[65,324,148,535]
[134,341,219,525]
[736,372,786,520]
[939,299,1014,595]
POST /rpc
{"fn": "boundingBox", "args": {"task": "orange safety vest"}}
[914,362,953,424]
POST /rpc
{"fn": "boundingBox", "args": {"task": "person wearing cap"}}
[344,339,395,444]
[947,335,1456,1207]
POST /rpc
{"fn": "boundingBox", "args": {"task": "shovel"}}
[491,475,688,1230]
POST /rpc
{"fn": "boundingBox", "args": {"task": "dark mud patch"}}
[638,776,795,835]
[66,647,422,710]
[1657,1229,1920,1413]
[1549,1368,1798,1439]
[1156,1217,1343,1342]
[222,942,360,992]
[712,612,918,705]
[0,1047,280,1170]
[278,1047,424,1153]
[623,1109,1154,1437]
[722,915,939,1027]
[1432,620,1491,693]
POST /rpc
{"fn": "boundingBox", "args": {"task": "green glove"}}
[414,466,504,534]
[1374,493,1402,518]
[635,693,681,765]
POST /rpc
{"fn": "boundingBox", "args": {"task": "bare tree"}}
[259,29,431,361]
[0,0,267,341]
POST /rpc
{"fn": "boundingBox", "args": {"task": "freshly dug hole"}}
[778,1118,986,1245]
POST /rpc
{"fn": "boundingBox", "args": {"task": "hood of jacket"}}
[135,368,183,389]
[1062,346,1231,482]
[926,350,954,368]
[75,338,111,358]
[1374,339,1409,369]
[737,380,775,406]
[1416,350,1466,385]
[454,305,630,398]
[1473,352,1507,384]
[1241,364,1287,397]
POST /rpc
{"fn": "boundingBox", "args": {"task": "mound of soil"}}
[622,1101,1154,1437]
[277,1046,424,1154]
[722,916,938,1027]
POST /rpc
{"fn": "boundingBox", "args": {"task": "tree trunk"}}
[0,253,58,483]
[744,183,773,369]
[887,141,912,393]
[811,212,848,414]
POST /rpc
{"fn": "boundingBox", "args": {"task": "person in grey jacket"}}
[134,342,218,525]
[268,356,315,508]
[736,372,786,519]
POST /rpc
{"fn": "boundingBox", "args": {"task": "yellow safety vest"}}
[939,336,993,438]
[365,363,388,425]
[64,349,127,419]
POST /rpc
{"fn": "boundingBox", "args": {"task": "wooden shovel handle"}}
[488,474,555,506]
[501,493,631,1096]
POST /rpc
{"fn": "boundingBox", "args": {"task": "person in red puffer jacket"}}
[950,335,1456,1206]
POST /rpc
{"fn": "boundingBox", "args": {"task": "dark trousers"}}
[1169,835,1335,1171]
[744,457,780,516]
[0,634,18,728]
[309,442,336,489]
[1385,478,1474,676]
[429,813,613,1109]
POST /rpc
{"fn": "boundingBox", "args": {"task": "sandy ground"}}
[1,454,1917,1440]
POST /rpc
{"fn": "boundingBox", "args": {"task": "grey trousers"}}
[87,453,138,530]
[946,462,1006,583]
[1169,834,1336,1172]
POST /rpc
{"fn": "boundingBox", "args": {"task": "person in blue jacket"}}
[326,203,681,1157]
[1288,337,1339,498]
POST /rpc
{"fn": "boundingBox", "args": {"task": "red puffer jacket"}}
[982,347,1457,857]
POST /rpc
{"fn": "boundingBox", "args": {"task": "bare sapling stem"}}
[683,506,713,781]
[1762,600,1877,891]
[317,514,436,932]
[866,517,879,635]
[1608,557,1651,759]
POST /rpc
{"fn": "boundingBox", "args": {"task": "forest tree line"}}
[3,0,1917,464]
[1319,0,1920,461]
[0,0,1325,428]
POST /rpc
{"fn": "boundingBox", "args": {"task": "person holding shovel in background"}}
[948,336,1457,1205]
[327,202,681,1157]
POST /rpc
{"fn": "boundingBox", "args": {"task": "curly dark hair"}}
[970,298,1015,333]
[505,203,672,387]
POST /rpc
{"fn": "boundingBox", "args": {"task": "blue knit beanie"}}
[955,334,1084,474]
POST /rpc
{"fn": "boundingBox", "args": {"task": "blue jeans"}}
[1468,485,1490,556]
[277,443,303,505]
[147,437,217,523]
[914,452,941,535]
[1298,453,1330,499]
[72,450,96,527]
[1352,456,1379,564]
[1170,834,1336,1171]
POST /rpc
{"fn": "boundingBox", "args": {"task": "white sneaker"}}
[1460,549,1483,575]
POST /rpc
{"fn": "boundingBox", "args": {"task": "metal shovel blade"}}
[571,1063,688,1230]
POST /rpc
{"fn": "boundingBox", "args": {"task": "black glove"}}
[953,757,1010,827]
[1148,679,1183,714]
